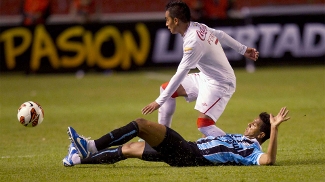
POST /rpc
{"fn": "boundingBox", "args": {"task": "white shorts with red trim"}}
[181,72,235,121]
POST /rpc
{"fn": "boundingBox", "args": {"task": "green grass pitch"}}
[0,65,324,182]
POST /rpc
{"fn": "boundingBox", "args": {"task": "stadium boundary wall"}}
[0,7,324,73]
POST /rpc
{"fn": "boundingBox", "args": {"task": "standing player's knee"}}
[161,82,179,98]
[161,82,169,90]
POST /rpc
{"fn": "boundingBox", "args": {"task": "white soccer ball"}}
[17,101,44,127]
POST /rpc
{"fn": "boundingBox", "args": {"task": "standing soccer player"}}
[141,0,259,137]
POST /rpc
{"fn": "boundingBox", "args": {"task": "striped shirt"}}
[196,134,263,165]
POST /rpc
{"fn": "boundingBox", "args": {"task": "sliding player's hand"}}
[269,107,290,127]
[142,102,160,115]
[244,48,259,61]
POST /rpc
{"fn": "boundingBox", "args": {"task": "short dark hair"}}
[259,112,271,143]
[165,0,191,23]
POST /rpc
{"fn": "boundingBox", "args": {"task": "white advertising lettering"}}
[152,23,325,63]
[258,24,281,57]
[304,23,325,56]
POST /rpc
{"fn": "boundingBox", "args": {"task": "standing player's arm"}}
[211,29,259,61]
[141,68,190,115]
[259,107,290,165]
[154,42,202,107]
[142,40,201,115]
[155,67,190,105]
[211,29,247,55]
[244,48,259,61]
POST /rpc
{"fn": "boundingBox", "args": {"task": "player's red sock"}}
[197,118,226,137]
[197,118,215,128]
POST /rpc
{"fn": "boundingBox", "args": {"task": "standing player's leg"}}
[176,73,226,137]
[197,113,226,137]
[158,82,187,127]
[196,93,228,137]
[195,77,234,137]
[159,73,200,128]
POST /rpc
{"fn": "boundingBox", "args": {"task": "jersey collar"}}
[182,22,192,37]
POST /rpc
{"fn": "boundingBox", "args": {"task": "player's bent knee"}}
[134,118,152,131]
[161,82,169,90]
[134,118,148,125]
[161,82,179,98]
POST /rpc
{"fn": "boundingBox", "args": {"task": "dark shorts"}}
[152,127,214,167]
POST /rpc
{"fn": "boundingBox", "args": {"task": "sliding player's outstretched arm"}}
[259,107,290,165]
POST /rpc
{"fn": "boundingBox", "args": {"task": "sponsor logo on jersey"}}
[196,24,208,41]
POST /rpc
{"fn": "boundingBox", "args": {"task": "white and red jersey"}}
[155,22,247,106]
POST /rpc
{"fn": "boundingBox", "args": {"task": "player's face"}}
[244,118,263,138]
[165,11,178,34]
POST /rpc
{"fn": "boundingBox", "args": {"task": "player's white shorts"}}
[181,72,236,122]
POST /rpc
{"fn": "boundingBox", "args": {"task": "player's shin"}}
[158,97,176,127]
[81,146,126,164]
[94,121,139,150]
[158,86,176,127]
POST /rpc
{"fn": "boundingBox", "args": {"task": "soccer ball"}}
[17,101,44,127]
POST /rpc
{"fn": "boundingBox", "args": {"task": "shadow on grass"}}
[67,157,325,169]
[75,165,170,169]
[73,163,170,169]
[278,158,325,166]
